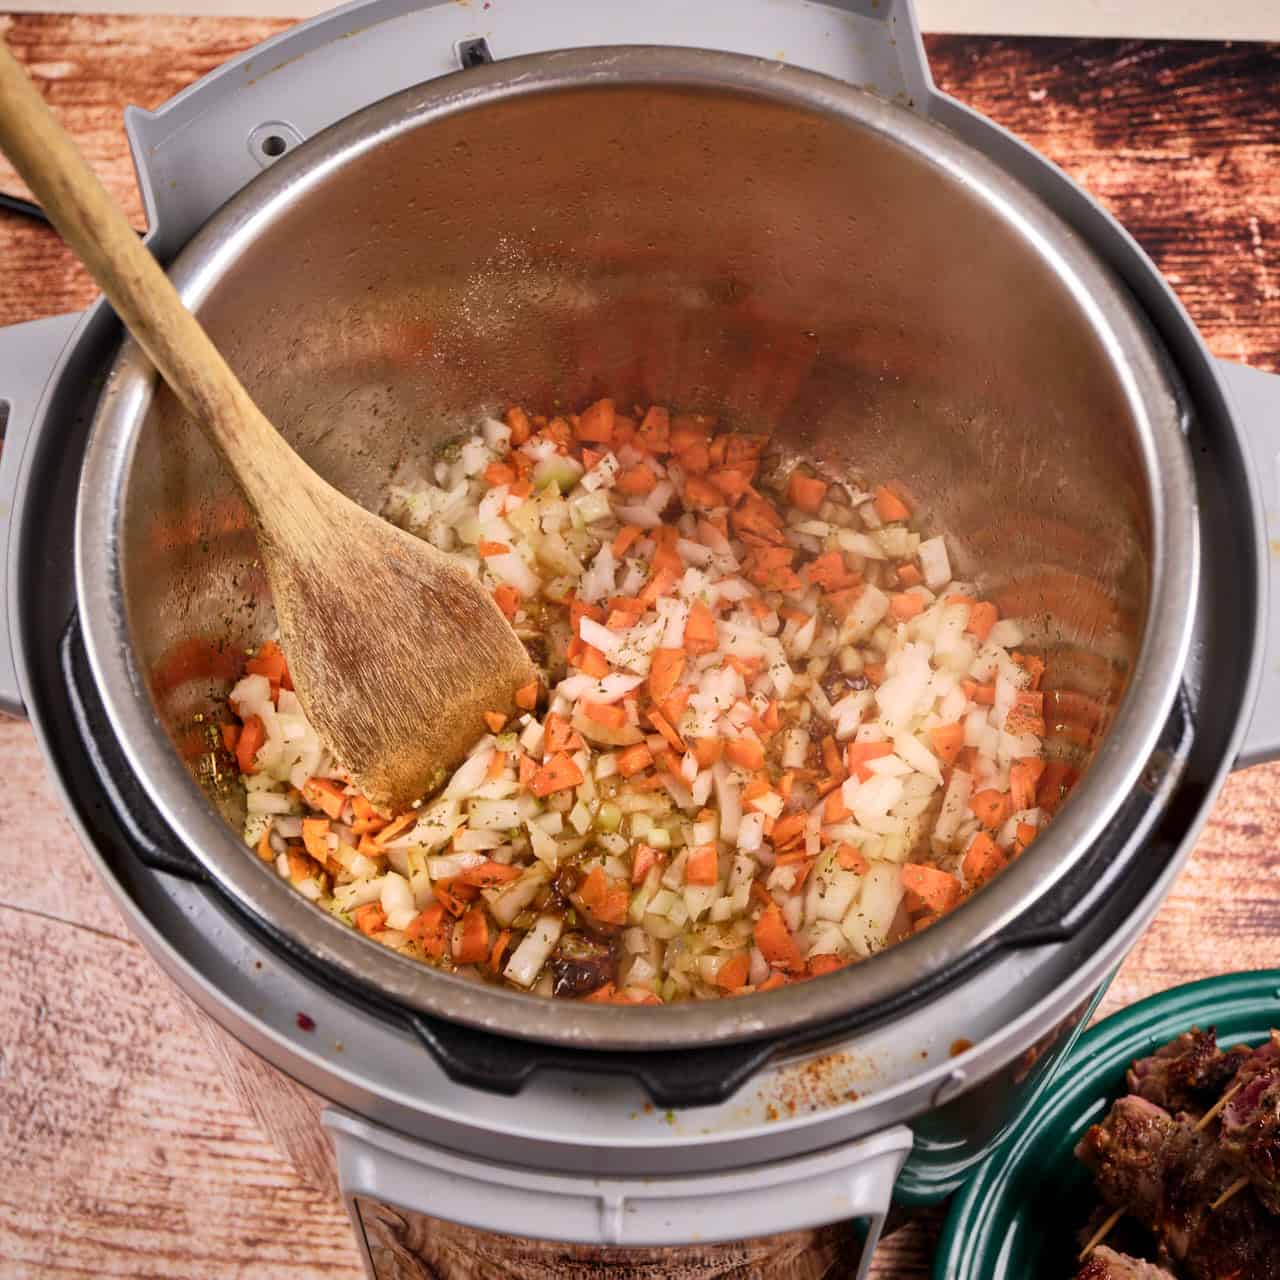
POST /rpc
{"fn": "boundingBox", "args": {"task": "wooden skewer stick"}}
[1196,1079,1244,1132]
[1210,1175,1250,1212]
[1076,1205,1125,1263]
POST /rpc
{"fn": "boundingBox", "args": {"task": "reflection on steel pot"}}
[1,1,1278,1277]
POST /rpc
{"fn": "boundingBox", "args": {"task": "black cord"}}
[0,191,53,228]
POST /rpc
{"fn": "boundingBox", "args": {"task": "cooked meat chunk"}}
[1075,1246,1175,1280]
[1221,1065,1280,1215]
[548,932,616,998]
[1126,1028,1249,1118]
[1078,1094,1280,1279]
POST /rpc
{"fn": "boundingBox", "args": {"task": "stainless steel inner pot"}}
[76,47,1197,1051]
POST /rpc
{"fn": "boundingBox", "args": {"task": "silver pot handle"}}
[325,1108,911,1277]
[1219,359,1280,766]
[0,312,82,716]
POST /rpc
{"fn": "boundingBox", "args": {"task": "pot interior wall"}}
[120,77,1149,828]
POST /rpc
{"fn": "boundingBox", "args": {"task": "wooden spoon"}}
[0,42,535,813]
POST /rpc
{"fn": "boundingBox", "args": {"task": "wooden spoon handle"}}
[0,41,291,495]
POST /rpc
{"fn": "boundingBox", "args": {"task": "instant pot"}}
[3,1,1278,1274]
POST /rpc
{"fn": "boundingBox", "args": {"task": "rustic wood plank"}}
[0,16,1277,1280]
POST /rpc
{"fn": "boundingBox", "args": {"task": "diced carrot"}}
[846,740,893,781]
[301,817,330,863]
[255,821,274,863]
[1036,760,1075,814]
[221,722,241,754]
[648,649,685,706]
[757,971,789,992]
[770,811,808,849]
[963,680,996,706]
[660,685,691,725]
[285,849,313,884]
[517,751,537,788]
[835,844,869,874]
[487,750,508,781]
[583,701,626,729]
[961,831,1004,886]
[901,863,963,915]
[583,982,619,1003]
[683,601,718,655]
[492,584,520,620]
[483,461,516,487]
[544,713,574,753]
[576,397,615,443]
[637,405,671,452]
[754,902,805,973]
[357,834,382,857]
[638,566,679,606]
[1009,757,1045,811]
[787,470,828,514]
[616,464,658,496]
[897,563,923,588]
[807,551,859,591]
[409,906,455,957]
[433,879,478,917]
[685,844,719,885]
[578,865,629,925]
[970,789,1011,829]
[612,524,644,558]
[581,447,606,473]
[821,735,843,776]
[631,843,661,885]
[543,416,573,447]
[806,953,846,978]
[648,707,686,753]
[530,752,585,796]
[823,787,850,823]
[489,929,513,972]
[732,492,786,545]
[692,737,724,768]
[617,743,654,777]
[505,406,531,445]
[683,474,723,509]
[929,722,965,766]
[713,952,751,991]
[873,485,911,523]
[246,640,291,691]
[864,662,887,686]
[452,905,491,966]
[708,465,753,501]
[483,710,508,733]
[947,594,977,608]
[966,601,999,642]
[725,737,765,770]
[574,646,611,679]
[236,714,266,775]
[478,540,511,557]
[374,812,418,846]
[350,794,387,835]
[354,904,387,936]
[889,592,925,621]
[459,860,523,887]
[514,679,540,711]
[302,776,347,821]
[1013,822,1039,856]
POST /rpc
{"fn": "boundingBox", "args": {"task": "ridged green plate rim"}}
[934,970,1280,1279]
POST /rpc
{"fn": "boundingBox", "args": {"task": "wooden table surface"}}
[0,16,1277,1278]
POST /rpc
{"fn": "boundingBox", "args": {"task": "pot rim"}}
[75,45,1199,1051]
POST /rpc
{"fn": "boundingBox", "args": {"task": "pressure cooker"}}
[2,1,1277,1274]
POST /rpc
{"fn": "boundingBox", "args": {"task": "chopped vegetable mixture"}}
[226,398,1081,1003]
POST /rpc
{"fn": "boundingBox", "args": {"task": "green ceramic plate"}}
[934,970,1280,1279]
